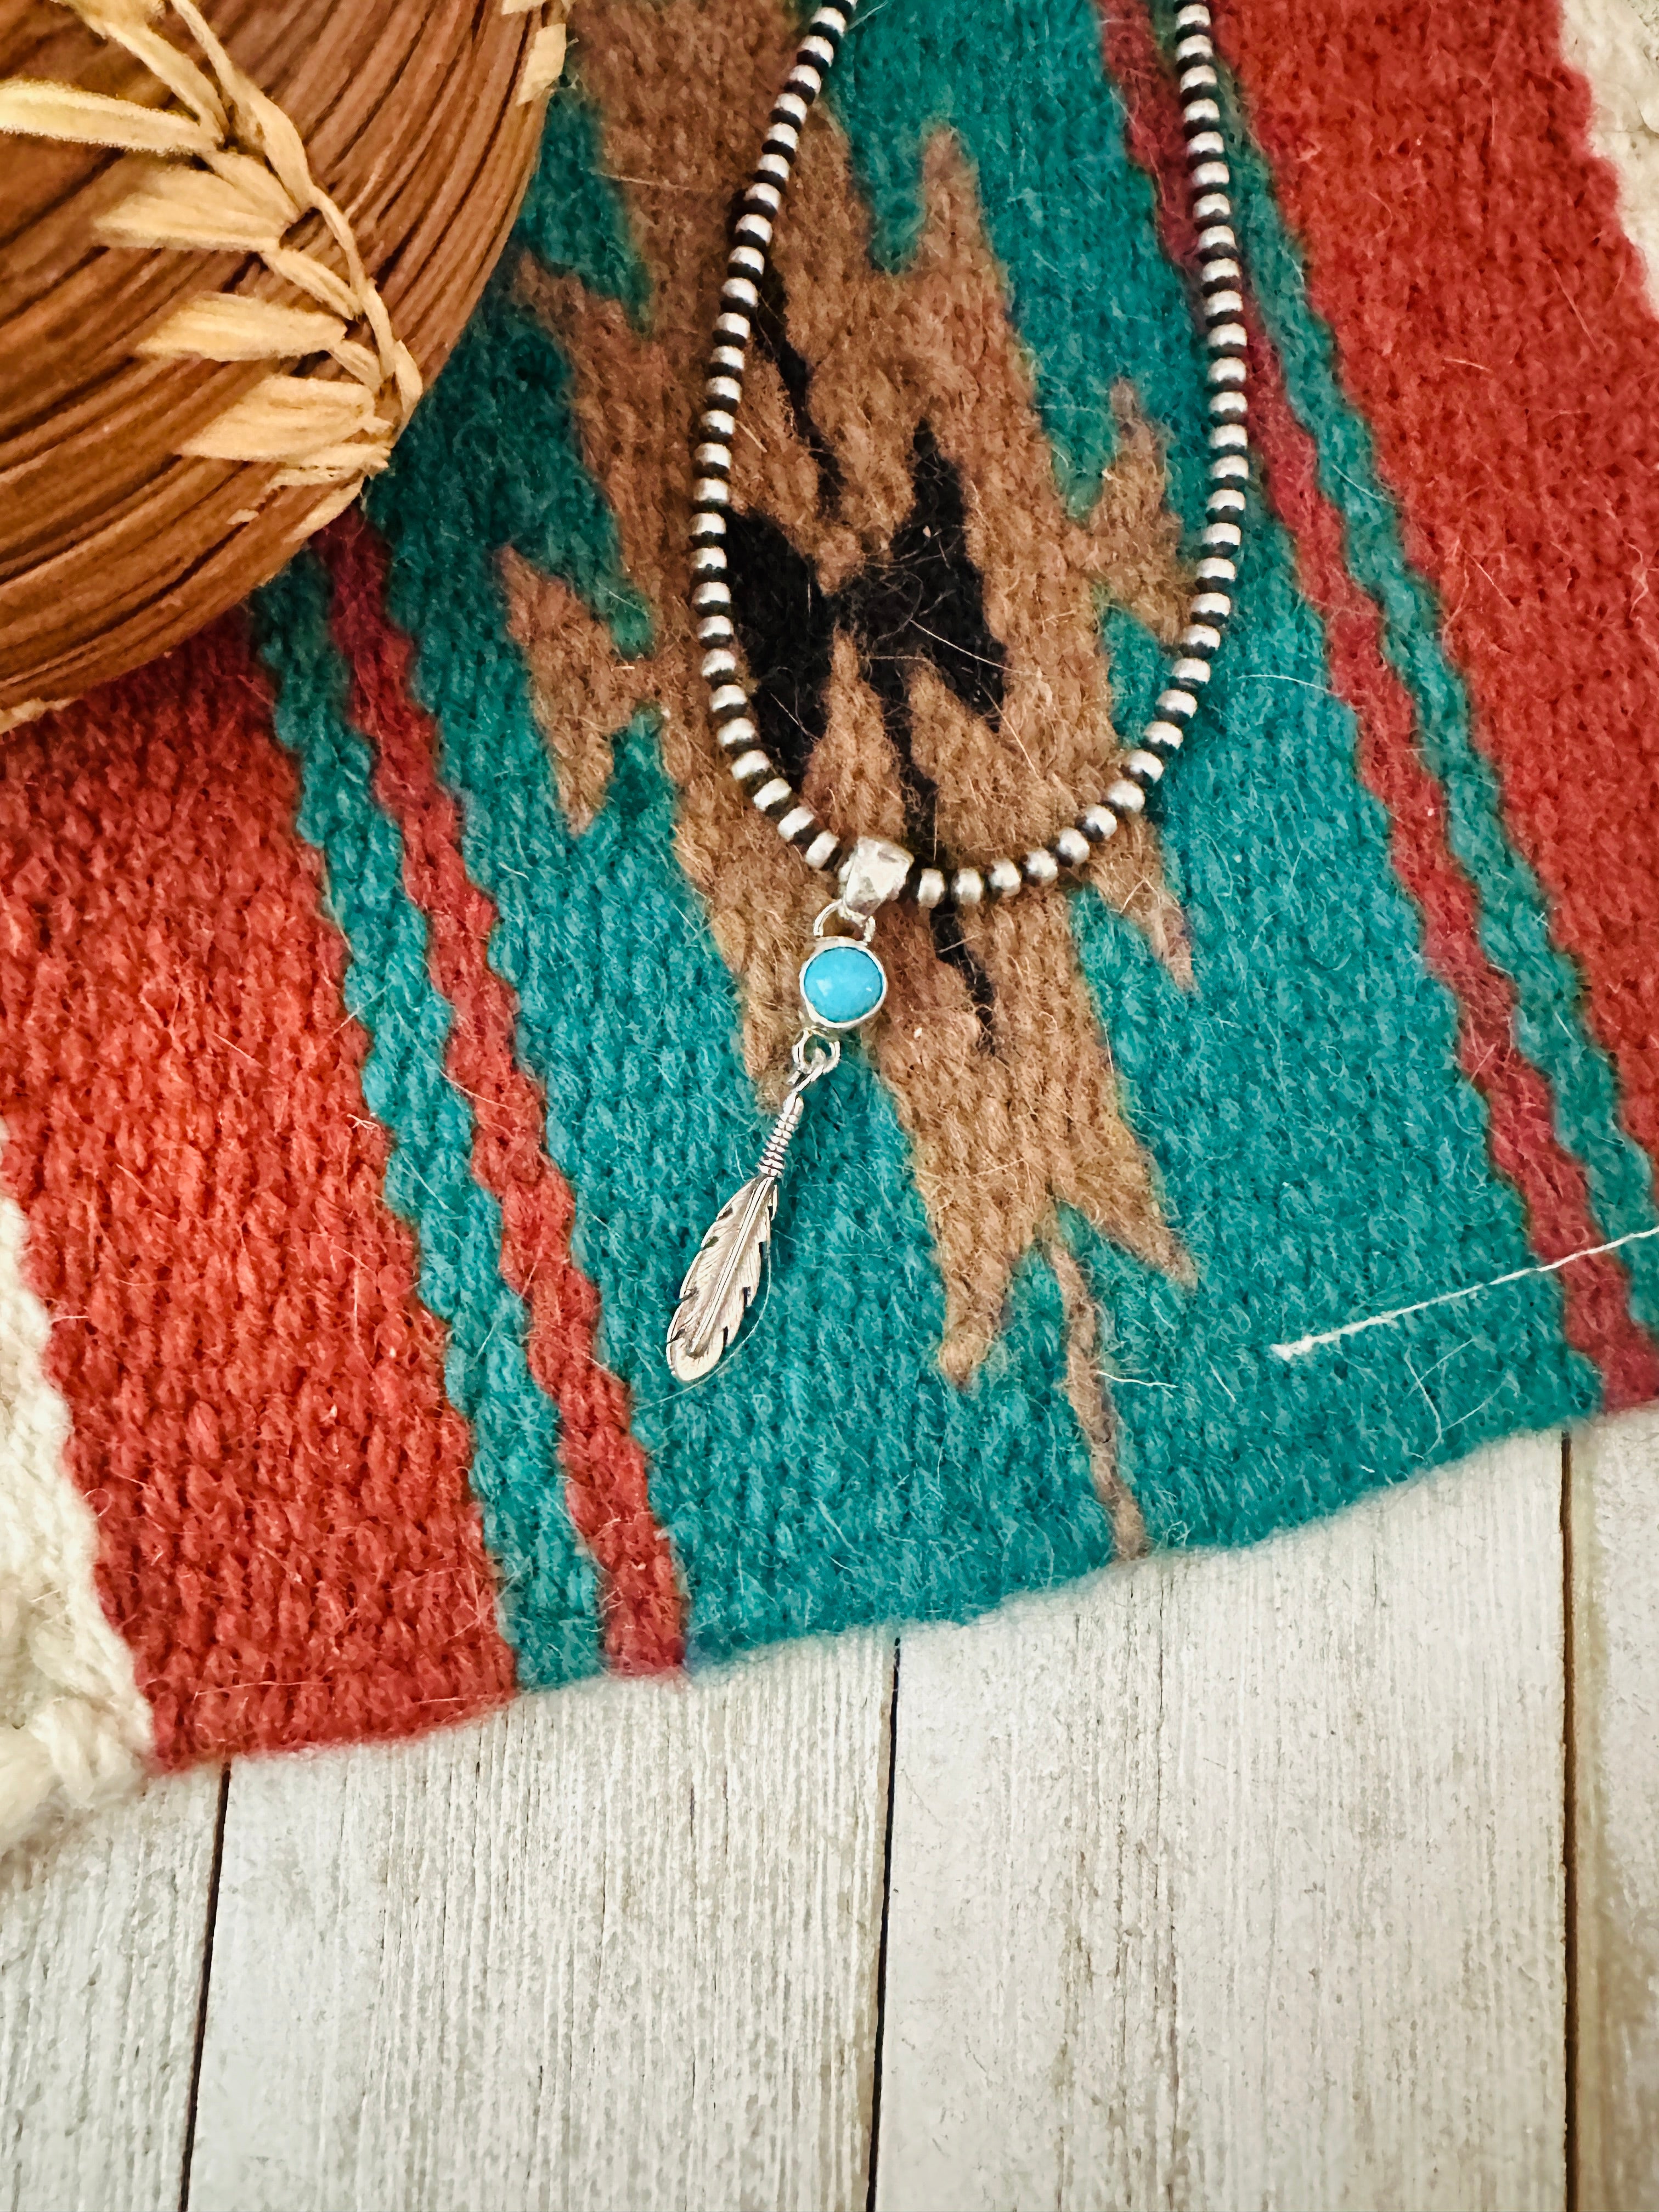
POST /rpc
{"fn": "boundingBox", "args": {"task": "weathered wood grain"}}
[1570,1406,1659,2212]
[874,1436,1568,2212]
[187,1633,894,2212]
[0,1767,221,2212]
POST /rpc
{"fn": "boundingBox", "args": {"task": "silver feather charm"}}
[667,1034,839,1383]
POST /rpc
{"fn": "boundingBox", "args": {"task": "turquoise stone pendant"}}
[799,939,887,1029]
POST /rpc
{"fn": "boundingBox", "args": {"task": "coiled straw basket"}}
[0,0,566,724]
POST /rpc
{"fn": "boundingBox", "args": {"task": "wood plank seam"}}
[178,1764,230,2212]
[866,1639,901,2212]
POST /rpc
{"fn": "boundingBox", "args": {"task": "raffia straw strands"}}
[502,0,569,103]
[0,0,421,518]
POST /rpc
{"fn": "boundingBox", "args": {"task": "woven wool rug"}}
[5,0,1659,1847]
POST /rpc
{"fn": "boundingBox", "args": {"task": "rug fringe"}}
[0,1144,151,1858]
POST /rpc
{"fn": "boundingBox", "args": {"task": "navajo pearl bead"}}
[1023,849,1060,887]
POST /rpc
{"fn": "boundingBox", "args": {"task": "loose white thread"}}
[1272,1223,1659,1360]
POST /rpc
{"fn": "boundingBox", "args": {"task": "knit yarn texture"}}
[4,0,1658,1831]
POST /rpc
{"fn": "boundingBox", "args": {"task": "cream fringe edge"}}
[0,1138,153,1859]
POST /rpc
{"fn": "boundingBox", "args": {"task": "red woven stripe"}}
[1103,0,1659,1403]
[319,510,686,1674]
[1214,0,1659,1188]
[0,623,517,1763]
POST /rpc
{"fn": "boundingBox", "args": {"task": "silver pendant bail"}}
[838,836,913,920]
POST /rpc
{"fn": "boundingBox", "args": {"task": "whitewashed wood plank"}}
[1569,1405,1659,2212]
[0,1767,222,2212]
[189,1632,893,2212]
[876,1436,1567,2212]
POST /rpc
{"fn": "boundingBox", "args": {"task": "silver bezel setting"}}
[798,940,889,1032]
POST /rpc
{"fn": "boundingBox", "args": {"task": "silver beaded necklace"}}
[667,0,1248,1381]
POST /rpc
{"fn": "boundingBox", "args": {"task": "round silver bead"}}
[1172,656,1211,686]
[1023,848,1060,887]
[915,867,946,909]
[1144,721,1186,751]
[1107,778,1146,815]
[1054,826,1091,867]
[952,867,985,909]
[1125,749,1165,784]
[730,750,771,783]
[804,831,840,871]
[1080,805,1119,843]
[708,683,748,715]
[987,859,1023,899]
[717,717,758,751]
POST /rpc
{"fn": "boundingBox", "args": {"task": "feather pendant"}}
[666,1173,780,1382]
[667,1085,809,1382]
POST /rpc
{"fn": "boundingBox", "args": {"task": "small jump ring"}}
[791,1029,842,1082]
[811,900,876,946]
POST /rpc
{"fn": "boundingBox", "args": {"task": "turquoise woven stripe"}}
[253,556,601,1687]
[1192,15,1659,1334]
